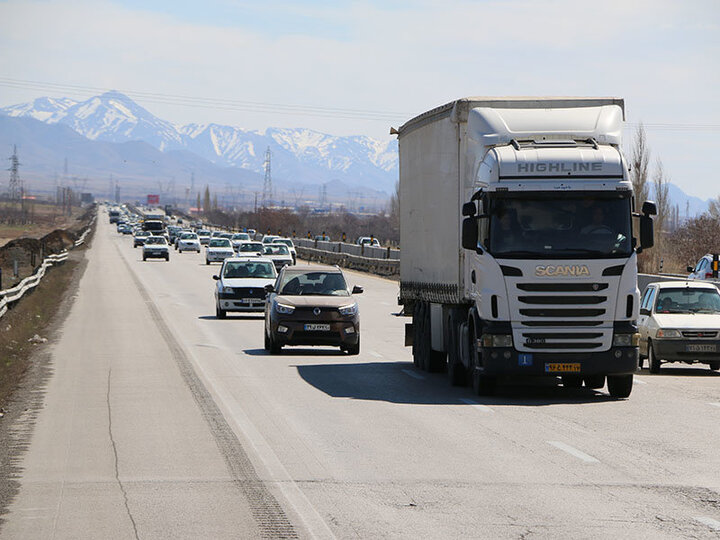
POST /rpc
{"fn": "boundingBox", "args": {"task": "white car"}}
[274,237,297,264]
[687,254,719,281]
[205,238,235,265]
[212,257,278,318]
[197,229,212,245]
[235,241,264,256]
[142,236,170,262]
[638,281,720,373]
[357,236,380,247]
[263,243,294,271]
[262,235,280,245]
[230,232,252,251]
[177,232,201,253]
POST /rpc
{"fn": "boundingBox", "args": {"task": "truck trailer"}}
[396,97,655,398]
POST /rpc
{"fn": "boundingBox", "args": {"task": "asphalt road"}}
[2,215,719,539]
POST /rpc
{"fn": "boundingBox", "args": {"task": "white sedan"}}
[205,238,235,265]
[638,280,720,373]
[212,257,277,318]
[177,232,201,253]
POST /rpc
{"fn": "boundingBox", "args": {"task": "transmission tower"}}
[320,184,327,210]
[8,145,21,202]
[262,147,272,208]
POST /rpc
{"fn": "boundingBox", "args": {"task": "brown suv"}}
[264,265,362,354]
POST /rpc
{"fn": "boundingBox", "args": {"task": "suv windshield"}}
[145,237,166,245]
[223,261,276,279]
[486,192,632,259]
[655,288,720,314]
[278,271,349,296]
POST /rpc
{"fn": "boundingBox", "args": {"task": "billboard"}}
[147,194,160,205]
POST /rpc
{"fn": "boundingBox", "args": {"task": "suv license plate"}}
[241,298,258,304]
[304,324,330,331]
[686,344,716,352]
[545,363,581,373]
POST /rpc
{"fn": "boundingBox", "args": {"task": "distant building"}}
[80,192,94,204]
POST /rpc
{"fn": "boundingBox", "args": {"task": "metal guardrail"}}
[296,246,399,277]
[0,214,96,320]
[293,238,399,260]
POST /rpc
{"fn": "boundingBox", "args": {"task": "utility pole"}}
[262,147,272,208]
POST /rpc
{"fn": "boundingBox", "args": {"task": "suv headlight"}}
[338,303,358,316]
[275,302,295,314]
[613,333,640,347]
[218,284,233,294]
[481,334,513,348]
[656,328,681,339]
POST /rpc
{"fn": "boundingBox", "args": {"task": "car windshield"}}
[263,245,289,255]
[180,233,197,240]
[277,271,349,296]
[232,233,250,240]
[277,239,294,247]
[238,243,263,252]
[145,237,166,245]
[209,239,231,248]
[655,288,720,314]
[485,192,633,259]
[197,230,210,236]
[223,261,276,279]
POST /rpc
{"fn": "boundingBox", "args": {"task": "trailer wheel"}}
[607,374,633,398]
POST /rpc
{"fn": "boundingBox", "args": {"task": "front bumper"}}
[652,339,720,363]
[478,346,638,376]
[206,251,233,261]
[143,249,169,259]
[179,242,201,251]
[272,319,359,347]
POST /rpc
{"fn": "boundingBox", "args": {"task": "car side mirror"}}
[639,308,650,316]
[212,275,220,280]
[352,285,364,294]
[686,266,694,273]
[264,284,274,293]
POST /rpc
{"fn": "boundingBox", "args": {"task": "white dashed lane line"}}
[547,441,600,463]
[459,398,494,413]
[709,403,720,409]
[401,369,425,380]
[634,378,648,385]
[695,516,720,532]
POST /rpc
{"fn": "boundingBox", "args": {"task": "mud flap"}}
[405,323,414,347]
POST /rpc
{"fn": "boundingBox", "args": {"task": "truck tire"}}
[561,375,583,389]
[648,343,661,374]
[607,374,633,398]
[469,321,496,396]
[583,375,606,389]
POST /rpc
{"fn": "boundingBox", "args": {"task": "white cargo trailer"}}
[396,97,656,398]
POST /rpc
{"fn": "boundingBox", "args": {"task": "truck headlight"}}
[613,333,640,347]
[275,302,295,315]
[656,328,681,339]
[481,334,513,348]
[338,303,358,316]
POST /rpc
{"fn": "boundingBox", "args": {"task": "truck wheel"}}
[648,343,661,374]
[607,374,633,398]
[561,375,583,389]
[709,362,719,371]
[583,375,606,389]
[469,323,496,396]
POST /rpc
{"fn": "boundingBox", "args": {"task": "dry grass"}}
[0,202,84,246]
[0,259,78,407]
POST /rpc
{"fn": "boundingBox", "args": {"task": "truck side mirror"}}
[638,214,654,252]
[462,202,476,217]
[462,217,479,251]
[642,201,657,216]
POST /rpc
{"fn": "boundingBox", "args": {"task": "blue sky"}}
[0,0,718,199]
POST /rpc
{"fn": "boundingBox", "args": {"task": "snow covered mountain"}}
[2,92,399,193]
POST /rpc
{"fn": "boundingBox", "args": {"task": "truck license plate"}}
[304,324,330,331]
[545,363,581,373]
[686,344,716,352]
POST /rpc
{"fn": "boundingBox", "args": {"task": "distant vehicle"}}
[167,225,183,244]
[177,232,201,253]
[230,233,252,251]
[687,254,719,281]
[639,281,720,373]
[117,223,132,234]
[262,235,280,244]
[212,257,278,318]
[246,228,257,237]
[357,236,380,247]
[205,238,235,265]
[263,244,294,271]
[211,231,226,238]
[197,229,212,245]
[264,265,363,354]
[142,219,165,234]
[236,241,264,255]
[274,237,297,264]
[108,209,121,223]
[133,231,150,247]
[142,236,170,262]
[314,234,331,242]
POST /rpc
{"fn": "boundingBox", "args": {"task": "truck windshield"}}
[487,193,632,259]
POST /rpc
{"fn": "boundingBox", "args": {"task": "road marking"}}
[370,350,383,358]
[709,402,720,408]
[547,441,600,463]
[459,398,494,413]
[401,369,424,380]
[695,516,720,531]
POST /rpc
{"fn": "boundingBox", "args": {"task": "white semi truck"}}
[396,97,656,398]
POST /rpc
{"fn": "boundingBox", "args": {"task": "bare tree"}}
[651,158,671,271]
[630,123,650,211]
[707,196,720,220]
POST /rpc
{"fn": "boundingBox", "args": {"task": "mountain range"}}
[0,91,711,216]
[1,92,398,199]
